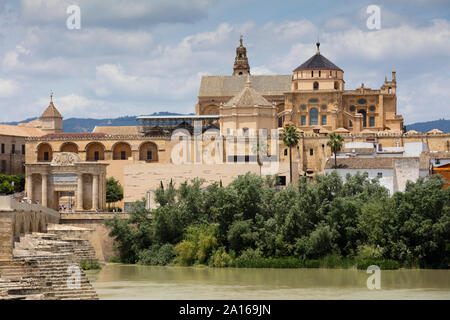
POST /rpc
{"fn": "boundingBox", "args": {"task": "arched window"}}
[309,108,318,126]
[37,143,53,162]
[334,81,339,90]
[294,82,298,90]
[139,142,158,161]
[313,82,319,90]
[112,142,132,160]
[60,142,78,153]
[86,142,105,161]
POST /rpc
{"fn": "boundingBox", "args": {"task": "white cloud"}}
[20,0,216,27]
[0,78,19,97]
[251,66,275,75]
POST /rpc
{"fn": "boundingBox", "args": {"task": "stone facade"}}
[25,153,108,212]
[22,39,450,211]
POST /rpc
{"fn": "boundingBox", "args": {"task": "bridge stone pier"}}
[0,196,60,260]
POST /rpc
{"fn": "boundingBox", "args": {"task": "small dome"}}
[224,75,272,107]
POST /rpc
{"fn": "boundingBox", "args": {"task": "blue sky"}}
[0,0,449,124]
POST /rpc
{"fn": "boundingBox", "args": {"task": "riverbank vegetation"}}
[105,172,449,269]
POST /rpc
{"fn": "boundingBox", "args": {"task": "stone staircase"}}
[0,232,99,300]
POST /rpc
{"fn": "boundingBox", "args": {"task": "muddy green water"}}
[86,264,450,300]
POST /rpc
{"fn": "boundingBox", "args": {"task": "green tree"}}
[327,133,344,169]
[104,200,152,263]
[106,177,124,208]
[0,180,14,194]
[281,125,300,184]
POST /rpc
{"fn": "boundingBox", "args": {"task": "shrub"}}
[356,259,400,270]
[319,254,354,268]
[81,259,101,270]
[303,259,320,268]
[108,256,121,263]
[356,245,384,260]
[209,247,234,267]
[138,244,175,266]
[233,257,302,268]
[174,240,197,266]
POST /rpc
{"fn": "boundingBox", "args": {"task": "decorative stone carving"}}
[51,152,82,166]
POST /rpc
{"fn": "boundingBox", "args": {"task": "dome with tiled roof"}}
[294,42,342,72]
[41,94,62,119]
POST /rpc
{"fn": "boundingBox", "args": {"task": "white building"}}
[325,152,430,194]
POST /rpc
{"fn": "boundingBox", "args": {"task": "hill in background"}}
[405,119,450,133]
[4,112,193,133]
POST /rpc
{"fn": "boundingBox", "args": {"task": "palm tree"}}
[251,139,268,177]
[281,125,300,184]
[327,133,344,168]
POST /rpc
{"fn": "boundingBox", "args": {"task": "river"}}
[86,263,450,300]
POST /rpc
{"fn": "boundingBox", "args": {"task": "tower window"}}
[319,70,321,77]
[313,82,319,90]
[22,145,25,155]
[278,117,283,128]
[388,87,392,94]
[310,149,314,156]
[311,71,314,77]
[334,81,339,90]
[239,72,243,75]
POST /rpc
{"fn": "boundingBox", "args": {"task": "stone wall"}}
[1,232,99,300]
[0,196,60,260]
[59,213,129,262]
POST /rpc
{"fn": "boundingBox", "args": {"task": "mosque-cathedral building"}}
[9,38,449,211]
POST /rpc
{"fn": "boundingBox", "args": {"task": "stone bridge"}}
[0,196,60,260]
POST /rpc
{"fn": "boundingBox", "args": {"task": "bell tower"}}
[233,35,250,76]
[41,92,63,134]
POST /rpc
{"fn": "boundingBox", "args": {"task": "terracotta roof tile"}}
[199,75,291,97]
[41,102,62,118]
[92,126,138,135]
[0,124,44,137]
